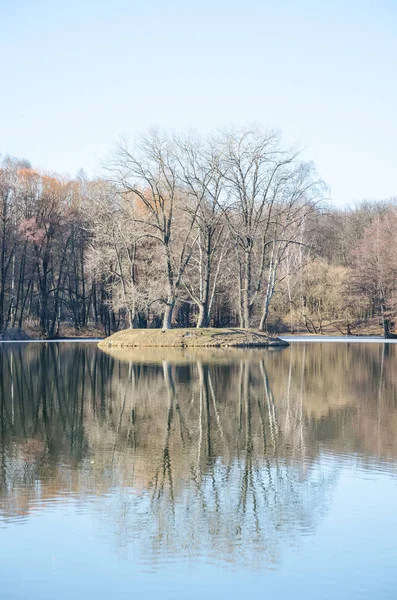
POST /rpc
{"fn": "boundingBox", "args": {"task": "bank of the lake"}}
[98,327,288,349]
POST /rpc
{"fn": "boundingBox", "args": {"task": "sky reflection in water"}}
[0,342,397,599]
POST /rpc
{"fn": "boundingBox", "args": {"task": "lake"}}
[1,342,397,599]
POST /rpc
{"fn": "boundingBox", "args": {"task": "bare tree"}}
[219,127,325,329]
[109,131,200,329]
[174,133,229,327]
[85,180,146,329]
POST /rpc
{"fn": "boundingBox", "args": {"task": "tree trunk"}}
[259,273,275,331]
[198,231,212,329]
[383,318,397,339]
[259,310,268,332]
[259,246,278,332]
[242,249,252,328]
[162,300,175,330]
[197,303,210,328]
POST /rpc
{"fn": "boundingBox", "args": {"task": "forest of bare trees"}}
[1,126,396,338]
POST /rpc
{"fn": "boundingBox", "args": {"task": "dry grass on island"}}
[98,328,289,349]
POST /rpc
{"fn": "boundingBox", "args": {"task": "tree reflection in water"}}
[0,342,396,567]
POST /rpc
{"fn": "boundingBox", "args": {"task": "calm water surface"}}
[1,342,397,599]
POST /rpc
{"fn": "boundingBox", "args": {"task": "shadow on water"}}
[0,342,397,567]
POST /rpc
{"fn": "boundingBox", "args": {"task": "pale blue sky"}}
[1,0,396,205]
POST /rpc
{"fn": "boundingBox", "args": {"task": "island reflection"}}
[0,342,396,567]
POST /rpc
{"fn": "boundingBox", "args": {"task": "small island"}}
[98,328,289,349]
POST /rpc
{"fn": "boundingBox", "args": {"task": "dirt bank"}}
[98,328,289,349]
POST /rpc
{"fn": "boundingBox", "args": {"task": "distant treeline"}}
[0,127,395,337]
